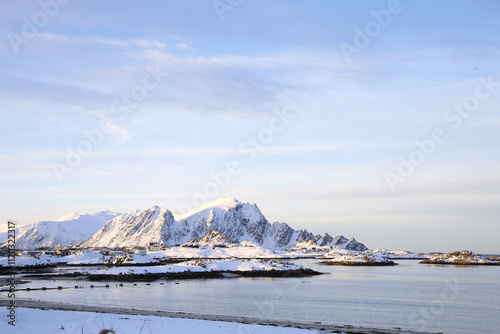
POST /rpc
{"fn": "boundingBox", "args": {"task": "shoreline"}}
[13,268,322,282]
[0,297,441,334]
[319,260,397,266]
[419,260,499,265]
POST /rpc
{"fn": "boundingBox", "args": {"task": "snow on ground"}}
[2,246,432,269]
[87,259,305,275]
[323,249,394,264]
[0,307,322,334]
[0,250,161,267]
[421,250,499,265]
[0,249,308,274]
[153,245,335,259]
[153,245,280,259]
[0,247,288,268]
[366,249,429,259]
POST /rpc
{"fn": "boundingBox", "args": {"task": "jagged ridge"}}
[80,198,367,251]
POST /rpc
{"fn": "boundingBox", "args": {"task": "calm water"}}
[5,259,500,334]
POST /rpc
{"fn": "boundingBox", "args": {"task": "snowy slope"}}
[0,211,120,250]
[81,198,368,250]
[81,206,175,248]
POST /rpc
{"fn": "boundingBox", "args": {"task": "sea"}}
[6,258,500,334]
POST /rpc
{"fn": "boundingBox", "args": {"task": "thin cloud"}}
[132,38,167,49]
[175,43,189,51]
[108,124,132,145]
[37,33,130,47]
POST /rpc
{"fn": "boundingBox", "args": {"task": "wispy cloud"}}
[132,38,167,49]
[37,33,131,47]
[36,33,174,50]
[175,43,189,51]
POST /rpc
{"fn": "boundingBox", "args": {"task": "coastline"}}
[0,297,441,334]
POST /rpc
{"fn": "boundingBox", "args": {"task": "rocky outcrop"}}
[420,251,499,265]
[321,249,396,266]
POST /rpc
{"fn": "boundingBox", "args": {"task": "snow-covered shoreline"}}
[87,259,305,275]
[420,250,500,265]
[321,249,397,266]
[0,256,321,281]
[1,246,432,270]
[82,259,321,280]
[0,299,441,334]
[0,247,302,269]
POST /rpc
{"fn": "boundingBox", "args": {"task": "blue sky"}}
[1,0,499,253]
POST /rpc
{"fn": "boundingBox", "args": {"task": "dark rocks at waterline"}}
[0,264,56,274]
[319,260,397,266]
[87,269,323,282]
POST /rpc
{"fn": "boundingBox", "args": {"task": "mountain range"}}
[2,198,367,251]
[1,211,120,250]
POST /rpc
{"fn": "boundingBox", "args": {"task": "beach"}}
[0,297,440,334]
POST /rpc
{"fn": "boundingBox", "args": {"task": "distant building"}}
[149,242,163,251]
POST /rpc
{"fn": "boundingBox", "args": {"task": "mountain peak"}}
[175,197,242,221]
[3,211,121,250]
[200,197,240,210]
[6,199,367,251]
[56,212,80,222]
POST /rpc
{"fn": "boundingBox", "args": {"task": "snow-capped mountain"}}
[81,206,175,249]
[81,198,367,250]
[193,230,229,246]
[0,211,120,250]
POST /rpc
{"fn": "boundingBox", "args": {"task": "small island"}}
[84,258,321,281]
[420,250,500,265]
[320,249,396,266]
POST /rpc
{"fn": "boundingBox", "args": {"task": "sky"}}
[1,0,499,253]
